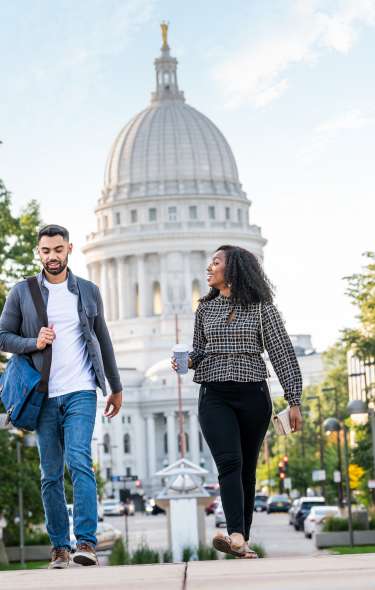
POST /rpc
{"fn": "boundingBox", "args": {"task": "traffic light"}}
[278,460,286,480]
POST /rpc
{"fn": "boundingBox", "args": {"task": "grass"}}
[0,561,49,571]
[328,545,375,555]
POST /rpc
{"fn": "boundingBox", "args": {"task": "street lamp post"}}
[322,387,344,505]
[307,396,325,497]
[323,418,354,547]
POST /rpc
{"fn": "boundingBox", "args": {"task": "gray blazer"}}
[0,269,122,396]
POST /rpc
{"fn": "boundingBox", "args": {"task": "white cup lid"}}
[172,344,190,353]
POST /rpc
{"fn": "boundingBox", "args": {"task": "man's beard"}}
[43,256,69,276]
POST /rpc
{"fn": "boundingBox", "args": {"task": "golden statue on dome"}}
[161,21,169,48]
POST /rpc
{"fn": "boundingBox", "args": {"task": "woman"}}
[172,245,303,558]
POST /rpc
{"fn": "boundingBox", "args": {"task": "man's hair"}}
[38,224,70,243]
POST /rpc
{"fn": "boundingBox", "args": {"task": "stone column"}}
[109,259,118,321]
[117,257,126,320]
[160,253,169,316]
[146,414,156,477]
[100,260,110,320]
[137,254,147,316]
[184,252,193,313]
[91,262,101,288]
[166,412,177,465]
[189,411,200,466]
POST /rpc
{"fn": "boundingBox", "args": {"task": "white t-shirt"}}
[45,279,97,398]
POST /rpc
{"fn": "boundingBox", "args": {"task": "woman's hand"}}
[289,405,303,432]
[171,356,192,371]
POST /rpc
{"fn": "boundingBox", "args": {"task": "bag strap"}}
[259,302,276,418]
[27,277,52,393]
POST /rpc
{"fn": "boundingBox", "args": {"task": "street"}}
[104,510,320,558]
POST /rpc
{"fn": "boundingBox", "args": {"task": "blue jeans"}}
[36,390,98,550]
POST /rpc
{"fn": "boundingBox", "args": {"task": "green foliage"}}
[108,539,131,566]
[182,545,195,562]
[162,549,173,563]
[196,544,218,560]
[322,516,367,532]
[224,543,265,558]
[131,542,160,564]
[5,528,50,547]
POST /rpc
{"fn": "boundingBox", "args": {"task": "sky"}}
[1,0,374,352]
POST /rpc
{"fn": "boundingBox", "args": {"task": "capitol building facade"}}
[83,29,323,498]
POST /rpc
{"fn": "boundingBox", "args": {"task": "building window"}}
[103,433,110,454]
[106,467,112,481]
[130,209,138,223]
[101,416,105,424]
[168,206,177,221]
[149,208,157,222]
[127,416,131,424]
[115,212,121,225]
[192,279,200,312]
[122,416,125,424]
[135,283,140,317]
[164,432,168,454]
[153,281,162,316]
[208,206,215,220]
[189,206,198,220]
[124,433,131,454]
[237,209,242,223]
[225,207,231,221]
[126,467,132,476]
[199,431,204,453]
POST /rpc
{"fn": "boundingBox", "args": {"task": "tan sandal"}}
[212,533,249,557]
[236,545,259,559]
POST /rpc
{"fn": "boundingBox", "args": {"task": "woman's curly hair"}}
[200,244,274,306]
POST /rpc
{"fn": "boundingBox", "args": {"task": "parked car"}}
[102,499,126,516]
[304,506,341,538]
[254,494,268,512]
[291,496,326,531]
[205,497,219,516]
[70,521,122,552]
[288,498,300,525]
[204,483,220,496]
[267,495,291,513]
[214,499,226,528]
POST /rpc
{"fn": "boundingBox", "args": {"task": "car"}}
[102,499,126,516]
[204,483,220,496]
[303,505,341,538]
[254,494,268,512]
[205,497,219,516]
[288,498,300,525]
[214,499,226,528]
[70,521,122,552]
[291,496,326,531]
[266,495,291,513]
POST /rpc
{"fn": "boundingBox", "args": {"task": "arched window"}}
[153,281,162,316]
[164,432,168,454]
[192,279,201,312]
[123,433,131,454]
[103,433,110,454]
[178,432,190,454]
[199,431,204,453]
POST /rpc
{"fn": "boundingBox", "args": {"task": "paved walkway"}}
[1,554,374,590]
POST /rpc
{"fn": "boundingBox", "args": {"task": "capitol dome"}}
[104,37,244,201]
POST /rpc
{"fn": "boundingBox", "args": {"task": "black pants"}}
[198,380,271,541]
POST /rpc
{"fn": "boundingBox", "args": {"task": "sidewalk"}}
[1,554,374,590]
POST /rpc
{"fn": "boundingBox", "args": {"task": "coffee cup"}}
[172,344,190,374]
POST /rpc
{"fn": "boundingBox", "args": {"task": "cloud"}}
[300,108,375,162]
[212,0,375,109]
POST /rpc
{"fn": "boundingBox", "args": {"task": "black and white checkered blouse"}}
[189,294,302,406]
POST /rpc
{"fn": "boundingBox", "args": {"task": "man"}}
[0,224,122,568]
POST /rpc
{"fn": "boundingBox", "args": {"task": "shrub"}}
[162,549,173,563]
[182,546,195,562]
[108,539,131,566]
[131,542,160,565]
[369,514,375,530]
[4,529,50,547]
[197,544,218,561]
[322,517,367,532]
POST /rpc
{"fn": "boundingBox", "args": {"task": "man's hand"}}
[290,406,303,432]
[104,392,123,419]
[36,325,56,350]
